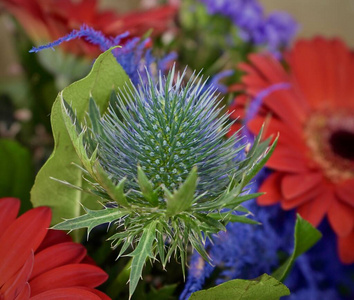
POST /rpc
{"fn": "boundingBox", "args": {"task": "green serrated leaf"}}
[272,214,322,281]
[128,220,157,298]
[156,223,166,266]
[93,162,130,207]
[31,48,131,231]
[137,166,159,206]
[243,137,278,186]
[166,166,198,216]
[190,273,290,300]
[88,96,104,136]
[208,212,259,225]
[195,213,226,232]
[53,207,127,237]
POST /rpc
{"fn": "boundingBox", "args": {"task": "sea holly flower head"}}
[54,61,276,297]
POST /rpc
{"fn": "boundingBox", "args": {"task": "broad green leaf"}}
[128,220,157,298]
[190,273,290,300]
[31,48,131,229]
[166,166,198,215]
[272,214,322,281]
[0,139,34,213]
[137,166,158,206]
[53,207,128,237]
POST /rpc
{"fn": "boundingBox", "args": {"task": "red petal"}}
[281,184,323,210]
[36,229,72,253]
[257,173,283,205]
[1,252,33,300]
[31,242,87,279]
[266,145,308,173]
[77,287,111,300]
[30,288,101,300]
[0,207,51,287]
[335,179,354,207]
[328,201,354,237]
[281,172,323,199]
[297,189,334,226]
[14,282,30,300]
[338,231,354,264]
[29,264,108,296]
[0,197,20,239]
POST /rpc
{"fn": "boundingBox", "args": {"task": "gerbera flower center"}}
[305,110,354,182]
[329,130,354,161]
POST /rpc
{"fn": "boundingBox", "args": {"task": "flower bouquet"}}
[0,0,353,299]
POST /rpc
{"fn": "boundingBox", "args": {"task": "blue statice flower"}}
[30,25,176,85]
[198,0,298,54]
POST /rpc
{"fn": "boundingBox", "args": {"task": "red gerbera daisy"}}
[0,197,110,299]
[229,37,354,264]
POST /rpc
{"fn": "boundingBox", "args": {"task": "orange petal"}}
[0,197,20,240]
[335,179,354,207]
[281,172,323,199]
[257,173,283,205]
[290,38,325,109]
[297,189,334,227]
[31,242,87,279]
[281,184,322,210]
[29,264,108,296]
[0,207,51,287]
[266,145,308,173]
[338,230,354,264]
[328,201,354,237]
[30,288,101,300]
[248,53,288,83]
[248,115,305,151]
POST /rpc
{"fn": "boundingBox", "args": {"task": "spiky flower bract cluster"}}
[99,69,241,198]
[54,67,276,298]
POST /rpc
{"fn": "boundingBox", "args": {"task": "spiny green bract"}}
[54,67,276,298]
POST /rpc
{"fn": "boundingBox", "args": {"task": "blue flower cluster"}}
[198,0,298,54]
[30,25,176,85]
[180,168,354,299]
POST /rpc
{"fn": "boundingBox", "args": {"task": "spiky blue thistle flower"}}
[99,68,242,198]
[54,66,276,298]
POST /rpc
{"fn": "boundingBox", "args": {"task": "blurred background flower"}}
[0,197,109,299]
[0,0,177,57]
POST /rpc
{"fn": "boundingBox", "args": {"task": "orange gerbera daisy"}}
[229,37,354,264]
[0,197,109,299]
